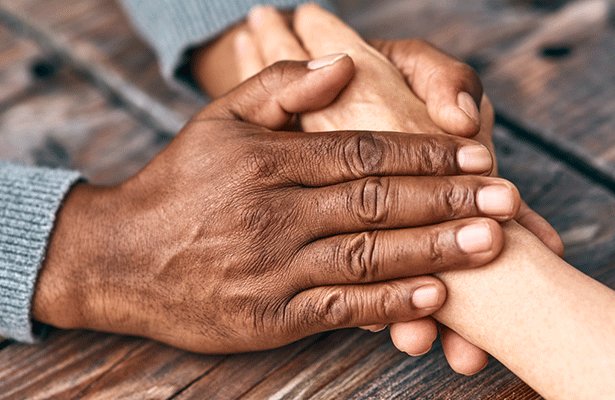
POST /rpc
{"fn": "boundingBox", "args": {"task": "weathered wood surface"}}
[0,0,614,399]
[0,0,204,135]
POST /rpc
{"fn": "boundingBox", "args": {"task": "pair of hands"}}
[191,4,564,373]
[32,4,562,376]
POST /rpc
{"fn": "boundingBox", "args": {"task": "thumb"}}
[199,54,354,130]
[517,201,565,257]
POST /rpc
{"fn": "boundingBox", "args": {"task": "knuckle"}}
[426,229,448,266]
[351,177,391,225]
[416,137,452,175]
[438,181,475,218]
[320,288,353,327]
[343,132,387,177]
[339,231,380,282]
[377,284,407,321]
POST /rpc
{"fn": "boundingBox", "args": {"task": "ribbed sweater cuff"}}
[120,0,335,83]
[0,163,81,343]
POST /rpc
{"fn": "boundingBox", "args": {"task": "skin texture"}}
[222,7,615,397]
[33,59,522,354]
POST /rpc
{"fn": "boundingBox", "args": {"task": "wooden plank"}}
[483,1,615,182]
[176,336,321,400]
[0,66,164,185]
[241,330,388,400]
[0,24,40,104]
[76,341,224,400]
[342,0,544,61]
[0,0,204,135]
[0,330,144,399]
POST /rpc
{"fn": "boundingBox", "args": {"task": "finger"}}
[270,131,494,187]
[287,277,446,335]
[197,56,354,129]
[440,326,489,376]
[372,39,484,137]
[248,5,309,63]
[294,3,365,57]
[299,175,520,238]
[233,30,266,82]
[516,200,564,257]
[390,318,438,356]
[297,218,504,287]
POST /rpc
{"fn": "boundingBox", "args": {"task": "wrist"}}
[32,183,133,332]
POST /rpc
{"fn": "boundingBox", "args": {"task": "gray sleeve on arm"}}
[0,163,81,342]
[120,0,335,84]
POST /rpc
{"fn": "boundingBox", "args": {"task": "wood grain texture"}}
[0,66,164,185]
[0,330,144,399]
[76,341,224,400]
[0,25,40,105]
[176,336,321,400]
[0,0,204,135]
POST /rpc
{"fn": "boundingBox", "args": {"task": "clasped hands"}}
[33,4,564,376]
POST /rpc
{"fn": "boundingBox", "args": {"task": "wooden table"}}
[0,1,613,398]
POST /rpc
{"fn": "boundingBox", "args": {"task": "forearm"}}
[435,222,615,399]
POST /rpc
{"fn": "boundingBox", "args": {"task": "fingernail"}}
[457,145,492,173]
[307,53,347,70]
[412,285,440,309]
[457,92,480,125]
[477,184,515,216]
[362,324,387,333]
[407,344,433,357]
[456,223,493,254]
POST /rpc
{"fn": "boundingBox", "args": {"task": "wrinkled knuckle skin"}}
[320,289,354,328]
[416,137,451,175]
[339,231,379,282]
[438,182,475,219]
[378,284,407,321]
[352,177,391,225]
[343,132,386,177]
[426,229,450,268]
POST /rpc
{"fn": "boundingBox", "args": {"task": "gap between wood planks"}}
[496,113,615,195]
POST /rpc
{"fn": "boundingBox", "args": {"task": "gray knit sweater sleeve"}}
[120,0,335,82]
[0,163,80,342]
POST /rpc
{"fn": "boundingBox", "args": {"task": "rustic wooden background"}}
[0,0,614,398]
